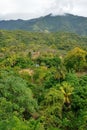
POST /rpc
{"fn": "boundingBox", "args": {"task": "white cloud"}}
[0,0,87,20]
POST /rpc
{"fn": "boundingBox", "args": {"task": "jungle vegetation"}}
[0,30,87,130]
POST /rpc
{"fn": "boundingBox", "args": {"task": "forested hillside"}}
[0,14,87,35]
[0,30,87,130]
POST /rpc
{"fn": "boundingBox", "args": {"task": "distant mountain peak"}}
[0,13,87,35]
[64,13,74,16]
[44,13,53,17]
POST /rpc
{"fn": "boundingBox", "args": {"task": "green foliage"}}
[64,47,87,71]
[36,56,61,68]
[41,88,64,129]
[79,75,87,86]
[65,71,79,86]
[0,71,38,120]
[0,30,87,130]
[0,116,29,130]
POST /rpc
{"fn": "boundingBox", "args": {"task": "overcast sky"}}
[0,0,87,20]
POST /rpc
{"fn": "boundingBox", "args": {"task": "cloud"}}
[47,0,74,15]
[0,0,87,20]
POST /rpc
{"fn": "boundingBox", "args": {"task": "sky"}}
[0,0,87,20]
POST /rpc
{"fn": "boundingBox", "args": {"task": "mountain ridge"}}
[0,13,87,35]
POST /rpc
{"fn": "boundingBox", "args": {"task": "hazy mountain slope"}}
[0,14,87,35]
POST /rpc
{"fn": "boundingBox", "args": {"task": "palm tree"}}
[60,82,74,107]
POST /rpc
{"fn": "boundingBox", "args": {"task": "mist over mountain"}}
[0,13,87,35]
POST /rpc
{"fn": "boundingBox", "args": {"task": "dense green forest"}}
[0,30,87,130]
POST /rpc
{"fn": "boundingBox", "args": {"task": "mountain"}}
[0,13,87,35]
